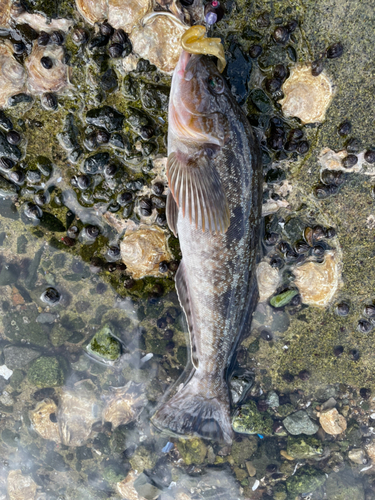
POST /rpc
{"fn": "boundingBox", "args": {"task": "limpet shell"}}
[293,250,341,307]
[120,225,172,279]
[26,43,70,94]
[130,12,187,73]
[0,42,27,108]
[103,381,147,428]
[30,399,61,443]
[280,65,334,124]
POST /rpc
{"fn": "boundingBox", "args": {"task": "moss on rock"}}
[86,323,121,362]
[286,465,326,495]
[176,438,207,465]
[27,356,66,388]
[232,401,274,436]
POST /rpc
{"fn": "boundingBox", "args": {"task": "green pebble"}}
[286,435,324,459]
[27,356,66,388]
[270,289,298,308]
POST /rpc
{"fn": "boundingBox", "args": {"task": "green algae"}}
[232,401,274,435]
[27,356,66,388]
[175,438,207,465]
[286,465,326,495]
[287,435,324,459]
[86,323,121,362]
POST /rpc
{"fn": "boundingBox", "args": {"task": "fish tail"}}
[151,370,233,444]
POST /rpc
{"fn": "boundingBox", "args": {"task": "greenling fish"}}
[151,47,262,444]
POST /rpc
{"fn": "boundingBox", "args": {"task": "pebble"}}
[3,345,40,370]
[348,448,366,465]
[319,408,347,435]
[283,410,319,435]
[246,462,257,476]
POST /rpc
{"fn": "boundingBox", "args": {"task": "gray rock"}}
[266,390,280,408]
[283,410,319,436]
[0,175,17,198]
[3,345,41,369]
[36,313,57,324]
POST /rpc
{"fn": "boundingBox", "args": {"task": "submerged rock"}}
[0,42,27,108]
[286,435,324,459]
[87,323,121,363]
[120,225,171,279]
[293,251,341,307]
[117,470,147,500]
[319,408,347,435]
[280,65,333,124]
[176,438,207,465]
[286,465,326,495]
[27,356,65,388]
[103,381,147,428]
[232,401,273,435]
[30,399,61,443]
[283,410,319,436]
[7,470,37,500]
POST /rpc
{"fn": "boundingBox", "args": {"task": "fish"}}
[151,48,262,444]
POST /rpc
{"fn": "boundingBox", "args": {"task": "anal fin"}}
[175,261,199,369]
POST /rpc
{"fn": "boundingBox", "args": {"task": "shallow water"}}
[0,0,375,499]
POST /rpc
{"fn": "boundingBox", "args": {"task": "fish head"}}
[169,51,230,147]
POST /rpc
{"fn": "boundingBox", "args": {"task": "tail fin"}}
[151,371,233,444]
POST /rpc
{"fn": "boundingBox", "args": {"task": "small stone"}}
[232,401,273,435]
[175,438,207,465]
[348,448,366,465]
[283,410,319,435]
[3,345,40,369]
[286,435,323,459]
[266,391,280,408]
[245,462,257,476]
[319,408,347,435]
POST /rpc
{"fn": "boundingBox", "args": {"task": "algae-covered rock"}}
[232,401,273,435]
[176,438,207,465]
[86,323,121,362]
[27,356,65,388]
[325,470,364,500]
[231,436,258,464]
[286,435,324,459]
[286,465,326,495]
[129,445,158,473]
[273,483,287,500]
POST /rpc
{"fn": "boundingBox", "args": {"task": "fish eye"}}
[207,75,224,94]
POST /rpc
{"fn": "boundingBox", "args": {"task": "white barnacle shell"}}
[26,42,71,94]
[58,385,100,446]
[280,65,334,124]
[256,261,280,302]
[120,225,172,279]
[29,399,61,443]
[293,250,341,307]
[103,381,147,428]
[75,0,108,25]
[130,12,188,73]
[0,42,27,108]
[107,0,152,33]
[7,470,38,500]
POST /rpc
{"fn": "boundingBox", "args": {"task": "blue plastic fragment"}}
[257,434,264,439]
[162,441,174,453]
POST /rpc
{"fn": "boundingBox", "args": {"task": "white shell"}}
[0,42,27,108]
[108,0,152,33]
[120,225,172,279]
[26,43,70,94]
[256,261,280,302]
[103,381,147,428]
[30,399,61,443]
[280,65,334,124]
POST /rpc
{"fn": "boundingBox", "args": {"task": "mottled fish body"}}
[152,51,262,443]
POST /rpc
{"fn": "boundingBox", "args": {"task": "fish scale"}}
[152,50,262,443]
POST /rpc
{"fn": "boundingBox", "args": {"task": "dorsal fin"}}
[166,191,178,237]
[175,261,199,369]
[167,150,230,234]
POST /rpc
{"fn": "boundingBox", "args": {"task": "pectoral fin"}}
[166,191,178,237]
[167,151,230,233]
